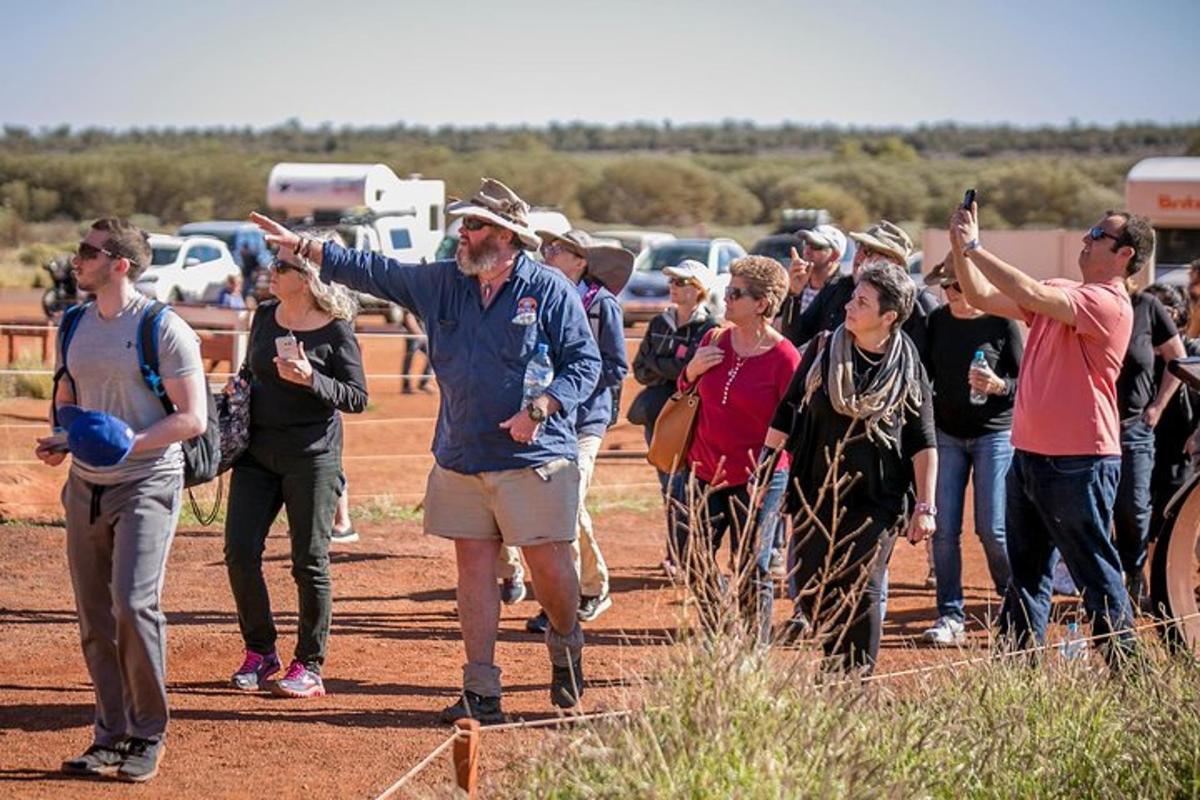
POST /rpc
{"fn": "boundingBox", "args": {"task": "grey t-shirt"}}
[57,296,203,485]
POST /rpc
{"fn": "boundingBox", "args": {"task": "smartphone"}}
[275,333,300,361]
[962,188,977,209]
[42,430,70,454]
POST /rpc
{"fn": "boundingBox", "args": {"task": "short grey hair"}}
[857,261,915,332]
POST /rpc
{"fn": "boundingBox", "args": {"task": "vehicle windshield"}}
[1156,228,1200,267]
[753,239,797,263]
[637,242,709,272]
[150,246,179,266]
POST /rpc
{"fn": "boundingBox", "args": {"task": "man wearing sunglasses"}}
[35,218,207,782]
[949,203,1156,666]
[251,178,601,723]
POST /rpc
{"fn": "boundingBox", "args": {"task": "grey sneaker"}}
[500,575,526,605]
[439,691,505,725]
[62,743,125,777]
[271,660,326,698]
[231,649,281,692]
[578,594,612,622]
[550,657,585,708]
[116,738,164,783]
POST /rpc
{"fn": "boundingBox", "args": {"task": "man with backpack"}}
[35,218,207,783]
[505,230,632,631]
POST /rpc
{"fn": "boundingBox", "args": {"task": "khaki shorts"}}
[423,459,581,546]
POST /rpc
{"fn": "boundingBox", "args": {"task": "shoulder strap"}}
[52,302,91,427]
[137,301,175,415]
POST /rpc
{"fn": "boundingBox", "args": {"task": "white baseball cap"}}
[662,259,716,291]
[800,224,847,256]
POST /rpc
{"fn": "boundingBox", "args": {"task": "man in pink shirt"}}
[949,203,1156,662]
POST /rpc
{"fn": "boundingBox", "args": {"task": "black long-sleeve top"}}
[629,306,718,426]
[771,332,936,525]
[244,300,368,456]
[922,306,1023,439]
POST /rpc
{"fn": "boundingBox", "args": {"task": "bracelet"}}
[915,501,938,517]
[961,238,981,256]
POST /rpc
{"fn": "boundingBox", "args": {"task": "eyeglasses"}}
[669,278,697,288]
[541,243,564,259]
[461,217,492,232]
[724,287,757,301]
[76,241,121,261]
[1087,226,1128,247]
[272,258,301,274]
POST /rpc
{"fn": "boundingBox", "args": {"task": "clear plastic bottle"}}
[969,349,989,406]
[1058,621,1089,661]
[523,343,554,408]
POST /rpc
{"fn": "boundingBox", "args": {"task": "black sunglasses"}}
[461,217,492,232]
[76,241,121,260]
[1087,225,1128,248]
[272,258,302,273]
[724,286,757,301]
[669,277,696,288]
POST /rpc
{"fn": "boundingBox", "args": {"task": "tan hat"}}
[537,228,635,295]
[849,220,913,264]
[662,259,716,292]
[447,178,542,250]
[923,253,958,287]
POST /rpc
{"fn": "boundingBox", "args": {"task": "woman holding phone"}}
[223,233,367,698]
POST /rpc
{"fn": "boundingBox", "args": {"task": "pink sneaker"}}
[231,649,281,692]
[271,660,325,698]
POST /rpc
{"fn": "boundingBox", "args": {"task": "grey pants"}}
[64,469,182,747]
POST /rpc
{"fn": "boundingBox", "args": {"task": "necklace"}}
[98,293,140,321]
[720,326,769,405]
[853,342,884,366]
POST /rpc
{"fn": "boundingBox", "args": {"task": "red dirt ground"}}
[0,294,1018,798]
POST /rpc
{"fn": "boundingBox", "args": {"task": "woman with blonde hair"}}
[223,234,367,698]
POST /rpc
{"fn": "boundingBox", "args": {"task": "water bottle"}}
[969,349,989,406]
[523,343,554,408]
[1058,621,1089,661]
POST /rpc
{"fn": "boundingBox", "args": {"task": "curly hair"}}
[730,255,789,318]
[294,229,359,322]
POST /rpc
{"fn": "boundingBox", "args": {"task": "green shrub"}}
[0,354,53,400]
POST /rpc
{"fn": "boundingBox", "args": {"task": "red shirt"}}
[679,329,801,486]
[1012,278,1132,456]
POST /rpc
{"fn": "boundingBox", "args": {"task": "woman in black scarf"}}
[763,260,937,673]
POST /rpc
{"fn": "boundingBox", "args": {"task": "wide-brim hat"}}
[848,220,913,264]
[924,253,958,287]
[446,177,542,251]
[537,229,635,295]
[57,404,136,468]
[662,259,716,292]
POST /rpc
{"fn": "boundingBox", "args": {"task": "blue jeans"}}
[933,428,1013,622]
[1000,450,1134,659]
[668,470,784,643]
[1113,419,1155,589]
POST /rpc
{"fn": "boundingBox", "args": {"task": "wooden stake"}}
[452,718,481,797]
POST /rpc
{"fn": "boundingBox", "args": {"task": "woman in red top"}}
[670,256,801,639]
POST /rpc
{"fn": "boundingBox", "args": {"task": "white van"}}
[1126,157,1200,282]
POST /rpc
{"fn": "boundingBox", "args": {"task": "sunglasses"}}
[1087,225,1127,247]
[724,287,757,301]
[272,258,302,274]
[669,277,697,288]
[76,241,121,261]
[461,217,492,232]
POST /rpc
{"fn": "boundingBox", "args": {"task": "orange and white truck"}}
[1126,156,1200,280]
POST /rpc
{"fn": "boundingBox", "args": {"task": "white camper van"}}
[1126,157,1200,282]
[267,162,446,319]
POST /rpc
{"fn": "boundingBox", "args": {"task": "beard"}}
[457,231,507,276]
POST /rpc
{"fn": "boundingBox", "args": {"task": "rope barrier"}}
[373,730,459,800]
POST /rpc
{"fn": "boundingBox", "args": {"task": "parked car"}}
[751,229,858,273]
[176,221,271,272]
[590,229,675,258]
[617,238,746,325]
[135,234,241,303]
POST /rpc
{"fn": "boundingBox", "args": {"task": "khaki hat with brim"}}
[446,178,542,251]
[538,228,635,295]
[924,253,958,287]
[848,220,914,265]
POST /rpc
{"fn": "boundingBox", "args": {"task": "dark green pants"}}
[224,443,341,672]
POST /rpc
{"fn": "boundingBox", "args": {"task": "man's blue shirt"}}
[575,284,628,438]
[320,244,601,474]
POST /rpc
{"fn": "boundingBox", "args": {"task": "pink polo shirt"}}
[1011,278,1132,456]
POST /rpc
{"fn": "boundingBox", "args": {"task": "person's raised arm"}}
[951,203,1074,325]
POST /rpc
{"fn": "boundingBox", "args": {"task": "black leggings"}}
[790,507,897,673]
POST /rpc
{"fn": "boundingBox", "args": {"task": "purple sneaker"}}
[231,649,281,692]
[271,660,326,698]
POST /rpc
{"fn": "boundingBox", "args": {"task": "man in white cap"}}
[504,229,633,631]
[778,223,848,324]
[251,179,601,723]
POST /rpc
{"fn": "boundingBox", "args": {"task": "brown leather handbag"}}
[646,329,724,474]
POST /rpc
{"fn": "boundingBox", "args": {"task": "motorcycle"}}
[41,255,87,318]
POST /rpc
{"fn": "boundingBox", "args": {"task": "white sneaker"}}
[921,616,966,646]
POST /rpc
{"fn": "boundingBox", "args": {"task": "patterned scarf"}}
[803,324,923,450]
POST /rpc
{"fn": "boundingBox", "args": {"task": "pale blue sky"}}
[3,0,1196,130]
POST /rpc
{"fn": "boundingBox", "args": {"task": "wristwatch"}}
[961,238,982,256]
[915,501,938,517]
[526,404,547,423]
